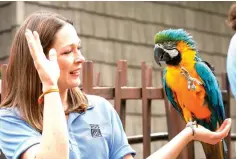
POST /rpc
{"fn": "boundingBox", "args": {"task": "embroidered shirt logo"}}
[90,124,102,138]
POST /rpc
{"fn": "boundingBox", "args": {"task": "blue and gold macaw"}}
[153,29,227,159]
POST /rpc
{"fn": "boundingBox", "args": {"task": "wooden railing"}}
[80,60,235,159]
[0,61,235,159]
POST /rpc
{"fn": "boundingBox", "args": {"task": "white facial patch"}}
[154,43,161,50]
[163,48,179,58]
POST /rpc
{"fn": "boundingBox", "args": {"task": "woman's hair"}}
[226,3,236,31]
[0,11,88,132]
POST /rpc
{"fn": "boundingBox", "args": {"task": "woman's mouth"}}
[70,69,80,76]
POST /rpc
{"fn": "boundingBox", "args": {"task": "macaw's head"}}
[154,29,196,66]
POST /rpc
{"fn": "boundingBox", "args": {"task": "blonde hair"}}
[0,11,88,132]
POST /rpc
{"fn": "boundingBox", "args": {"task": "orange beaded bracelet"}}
[38,88,59,104]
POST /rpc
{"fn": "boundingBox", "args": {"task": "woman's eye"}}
[77,46,82,50]
[63,51,72,55]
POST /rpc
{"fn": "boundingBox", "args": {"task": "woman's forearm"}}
[37,91,69,159]
[147,127,193,159]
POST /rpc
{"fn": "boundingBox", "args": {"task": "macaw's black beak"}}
[154,46,171,67]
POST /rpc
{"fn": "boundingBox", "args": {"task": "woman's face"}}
[52,23,85,90]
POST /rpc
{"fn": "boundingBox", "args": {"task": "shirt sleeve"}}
[104,100,136,159]
[0,108,41,159]
[227,33,236,98]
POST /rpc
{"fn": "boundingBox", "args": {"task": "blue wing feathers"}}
[195,62,225,125]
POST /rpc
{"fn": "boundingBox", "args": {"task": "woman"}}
[226,3,236,98]
[0,11,231,159]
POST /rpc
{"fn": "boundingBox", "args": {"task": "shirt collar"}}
[67,100,95,126]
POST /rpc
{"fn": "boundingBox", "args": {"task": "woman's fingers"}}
[216,118,230,132]
[221,119,231,136]
[33,61,40,70]
[33,31,45,59]
[219,119,231,136]
[48,49,57,61]
[216,119,228,132]
[213,119,231,139]
[25,29,38,61]
[25,29,44,65]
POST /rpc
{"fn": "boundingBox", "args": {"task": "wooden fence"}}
[0,60,236,159]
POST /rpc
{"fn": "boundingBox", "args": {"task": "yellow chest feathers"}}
[166,66,201,92]
[166,65,210,119]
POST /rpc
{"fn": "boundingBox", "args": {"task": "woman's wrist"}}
[38,87,59,104]
[42,84,59,92]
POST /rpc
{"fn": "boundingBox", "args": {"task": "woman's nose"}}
[74,51,85,63]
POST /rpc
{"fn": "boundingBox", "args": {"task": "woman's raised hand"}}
[25,29,60,91]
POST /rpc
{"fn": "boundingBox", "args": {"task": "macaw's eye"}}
[164,42,176,50]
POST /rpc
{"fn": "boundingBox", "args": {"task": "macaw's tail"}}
[201,139,227,159]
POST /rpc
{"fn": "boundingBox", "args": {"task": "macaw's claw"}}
[180,67,203,91]
[186,120,197,136]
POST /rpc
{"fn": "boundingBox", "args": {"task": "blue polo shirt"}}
[0,95,136,159]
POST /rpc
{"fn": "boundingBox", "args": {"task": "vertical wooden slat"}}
[161,71,194,159]
[117,60,127,130]
[1,64,7,102]
[114,68,123,124]
[117,60,127,86]
[147,67,152,87]
[82,61,93,94]
[141,61,151,158]
[94,72,100,87]
[221,73,231,159]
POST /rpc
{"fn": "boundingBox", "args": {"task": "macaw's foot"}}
[186,120,198,136]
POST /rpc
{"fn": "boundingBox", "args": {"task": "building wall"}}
[0,1,235,158]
